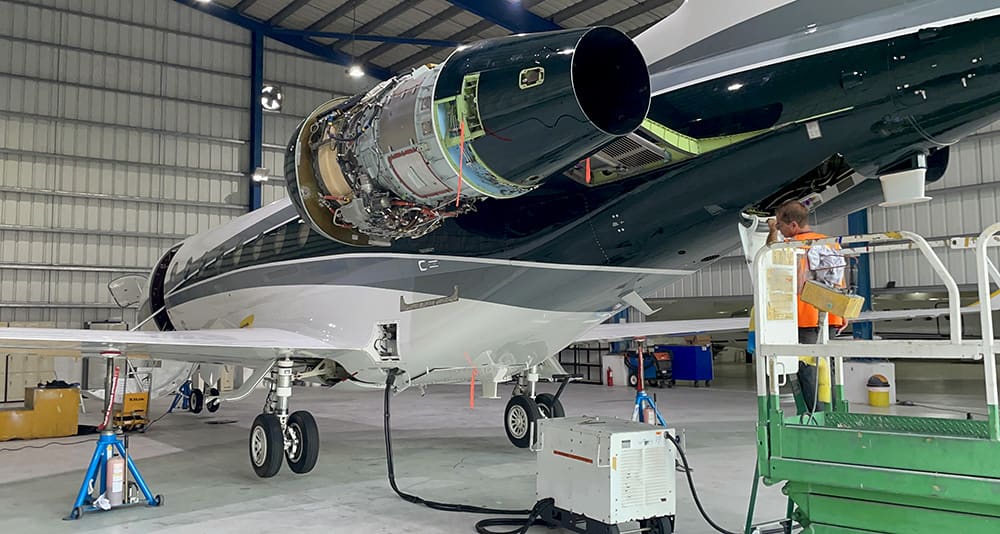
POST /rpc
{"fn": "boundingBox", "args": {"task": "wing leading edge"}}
[0,327,346,365]
[578,300,1000,342]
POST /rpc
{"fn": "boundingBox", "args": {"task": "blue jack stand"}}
[66,352,162,520]
[630,342,669,427]
[65,430,162,520]
[167,379,193,413]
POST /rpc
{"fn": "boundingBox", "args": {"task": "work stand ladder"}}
[745,225,1000,534]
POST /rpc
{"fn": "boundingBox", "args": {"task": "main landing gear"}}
[249,358,320,478]
[504,367,574,449]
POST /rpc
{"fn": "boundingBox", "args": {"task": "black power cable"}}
[0,438,93,453]
[382,368,552,534]
[383,368,748,534]
[665,431,742,534]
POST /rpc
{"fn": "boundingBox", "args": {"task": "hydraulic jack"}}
[65,351,162,520]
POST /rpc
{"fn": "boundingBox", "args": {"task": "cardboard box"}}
[801,280,865,319]
[684,334,712,346]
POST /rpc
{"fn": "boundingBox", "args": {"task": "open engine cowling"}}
[285,26,650,246]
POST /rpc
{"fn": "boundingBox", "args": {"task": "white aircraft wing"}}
[576,318,750,342]
[0,327,344,364]
[578,299,1000,342]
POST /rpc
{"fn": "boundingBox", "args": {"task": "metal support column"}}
[249,31,264,211]
[848,209,873,339]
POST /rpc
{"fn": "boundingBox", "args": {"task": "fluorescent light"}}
[727,82,744,92]
[347,64,365,78]
[252,167,270,183]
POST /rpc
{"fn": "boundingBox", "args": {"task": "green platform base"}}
[757,397,1000,534]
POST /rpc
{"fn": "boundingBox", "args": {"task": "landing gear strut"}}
[503,368,574,449]
[248,357,320,478]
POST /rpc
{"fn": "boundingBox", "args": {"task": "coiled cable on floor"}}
[382,368,550,533]
[384,368,756,534]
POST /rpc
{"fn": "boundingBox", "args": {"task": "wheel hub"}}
[285,423,302,461]
[508,405,529,439]
[250,425,268,466]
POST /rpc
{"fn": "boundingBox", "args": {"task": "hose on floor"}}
[384,368,758,534]
[382,369,552,533]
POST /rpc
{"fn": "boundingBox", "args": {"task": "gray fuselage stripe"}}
[165,255,685,313]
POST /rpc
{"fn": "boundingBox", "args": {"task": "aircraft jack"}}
[630,340,668,427]
[66,352,162,520]
[65,430,162,520]
[166,379,193,414]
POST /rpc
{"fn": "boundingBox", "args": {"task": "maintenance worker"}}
[767,200,845,413]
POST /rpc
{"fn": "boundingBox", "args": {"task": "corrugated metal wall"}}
[870,126,1000,289]
[656,123,1000,298]
[0,0,368,327]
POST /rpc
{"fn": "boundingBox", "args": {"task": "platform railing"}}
[747,226,1000,534]
[752,230,974,404]
[974,223,1000,440]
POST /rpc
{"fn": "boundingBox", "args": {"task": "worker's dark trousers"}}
[797,361,824,413]
[797,327,838,413]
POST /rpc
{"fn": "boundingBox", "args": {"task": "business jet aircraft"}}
[3,0,1000,478]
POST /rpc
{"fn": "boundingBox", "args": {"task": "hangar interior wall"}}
[0,0,368,332]
[656,123,1000,299]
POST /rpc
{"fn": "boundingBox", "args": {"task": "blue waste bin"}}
[659,345,713,387]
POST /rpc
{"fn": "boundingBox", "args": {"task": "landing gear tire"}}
[206,387,221,413]
[534,393,565,418]
[285,411,319,474]
[504,395,539,449]
[189,388,204,414]
[249,413,283,478]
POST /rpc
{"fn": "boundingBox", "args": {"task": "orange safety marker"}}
[585,157,591,184]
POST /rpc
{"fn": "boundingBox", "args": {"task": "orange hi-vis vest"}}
[790,231,845,328]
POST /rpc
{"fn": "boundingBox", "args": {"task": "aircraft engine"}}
[285,26,650,246]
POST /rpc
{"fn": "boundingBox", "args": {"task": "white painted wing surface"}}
[577,300,1000,342]
[576,318,750,342]
[0,327,344,364]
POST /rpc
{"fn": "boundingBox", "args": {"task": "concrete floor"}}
[0,362,989,533]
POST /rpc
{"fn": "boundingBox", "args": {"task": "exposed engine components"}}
[285,26,650,246]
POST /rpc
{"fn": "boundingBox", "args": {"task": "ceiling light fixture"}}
[261,84,283,112]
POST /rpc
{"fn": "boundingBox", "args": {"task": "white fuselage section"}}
[167,284,611,387]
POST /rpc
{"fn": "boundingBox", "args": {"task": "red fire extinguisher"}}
[606,367,614,387]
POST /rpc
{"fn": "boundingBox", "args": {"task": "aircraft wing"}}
[0,327,344,365]
[576,318,750,342]
[577,302,997,342]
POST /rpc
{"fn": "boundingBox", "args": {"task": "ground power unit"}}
[536,416,676,533]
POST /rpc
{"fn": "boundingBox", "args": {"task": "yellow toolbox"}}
[0,387,80,441]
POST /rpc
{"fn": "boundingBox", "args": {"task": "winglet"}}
[620,291,662,316]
